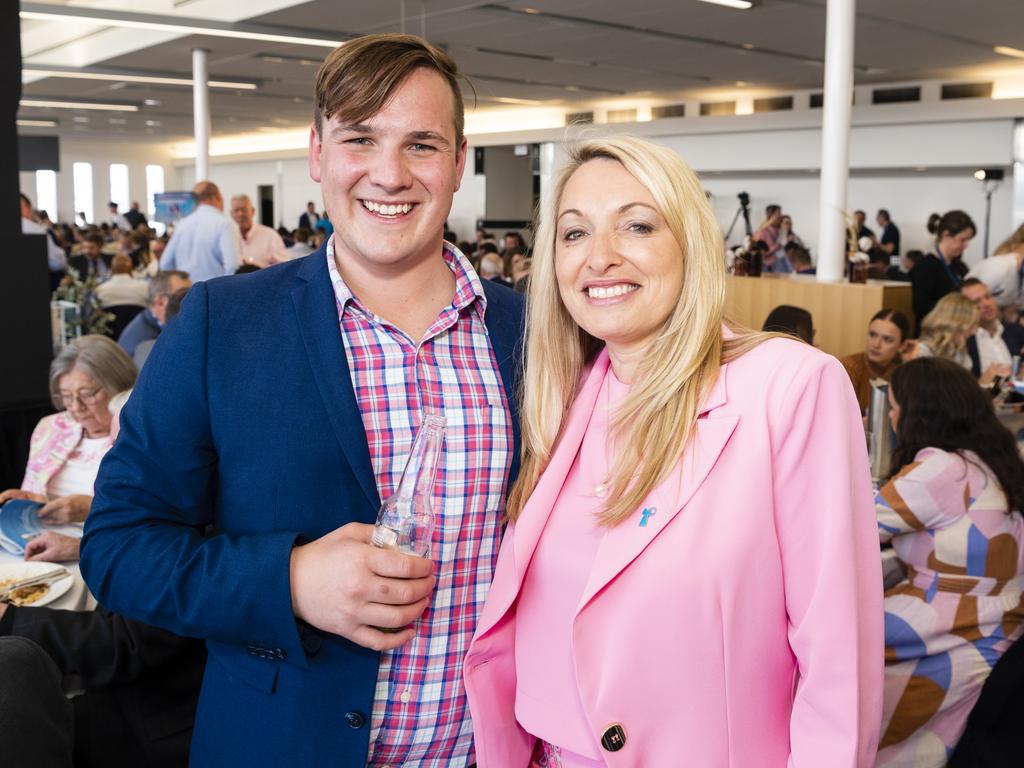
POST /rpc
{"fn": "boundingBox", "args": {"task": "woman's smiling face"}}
[554,158,684,359]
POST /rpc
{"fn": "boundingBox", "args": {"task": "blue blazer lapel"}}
[481,281,525,486]
[291,249,380,513]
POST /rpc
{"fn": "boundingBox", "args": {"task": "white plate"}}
[0,561,74,607]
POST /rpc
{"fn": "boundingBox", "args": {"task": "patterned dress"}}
[876,448,1024,767]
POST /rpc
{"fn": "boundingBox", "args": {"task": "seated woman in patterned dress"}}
[876,357,1024,767]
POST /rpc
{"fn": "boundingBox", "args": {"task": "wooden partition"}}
[725,275,913,358]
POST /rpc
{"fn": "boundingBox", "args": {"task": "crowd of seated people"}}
[12,170,1024,767]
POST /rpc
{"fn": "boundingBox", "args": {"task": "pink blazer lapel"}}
[578,364,737,611]
[474,351,612,640]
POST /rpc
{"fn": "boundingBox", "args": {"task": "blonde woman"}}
[463,136,883,767]
[967,223,1024,309]
[907,292,979,369]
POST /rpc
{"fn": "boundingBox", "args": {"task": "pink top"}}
[515,367,629,765]
[22,412,113,497]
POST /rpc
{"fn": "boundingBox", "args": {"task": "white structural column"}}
[192,47,211,182]
[816,0,856,282]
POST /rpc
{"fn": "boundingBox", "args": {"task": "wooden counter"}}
[725,275,913,358]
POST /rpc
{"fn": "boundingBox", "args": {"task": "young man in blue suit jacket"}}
[81,35,524,767]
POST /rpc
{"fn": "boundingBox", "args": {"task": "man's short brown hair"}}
[313,34,465,144]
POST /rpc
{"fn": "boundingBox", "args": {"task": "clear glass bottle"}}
[371,412,446,558]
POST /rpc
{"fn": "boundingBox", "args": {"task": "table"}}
[0,531,96,611]
[725,274,913,358]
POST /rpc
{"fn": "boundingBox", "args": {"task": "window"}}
[73,162,94,224]
[145,165,165,220]
[700,101,736,117]
[652,104,686,119]
[607,108,638,123]
[35,170,57,222]
[565,111,594,125]
[109,163,130,214]
[872,87,921,105]
[941,82,993,100]
[754,96,794,113]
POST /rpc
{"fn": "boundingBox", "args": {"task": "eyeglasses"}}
[60,386,105,409]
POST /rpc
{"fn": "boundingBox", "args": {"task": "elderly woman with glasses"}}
[0,335,136,561]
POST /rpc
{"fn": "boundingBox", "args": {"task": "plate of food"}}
[0,561,73,607]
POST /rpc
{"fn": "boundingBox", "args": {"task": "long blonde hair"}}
[508,136,770,526]
[994,223,1024,256]
[919,293,978,360]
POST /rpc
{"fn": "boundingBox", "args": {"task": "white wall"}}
[20,140,175,226]
[177,153,321,230]
[450,169,485,245]
[482,146,535,221]
[147,105,1021,266]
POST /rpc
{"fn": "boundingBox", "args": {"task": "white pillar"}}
[192,47,211,182]
[816,0,855,282]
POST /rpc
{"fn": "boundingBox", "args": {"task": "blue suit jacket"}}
[81,246,524,766]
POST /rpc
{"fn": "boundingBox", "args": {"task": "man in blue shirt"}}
[117,270,191,358]
[161,182,241,281]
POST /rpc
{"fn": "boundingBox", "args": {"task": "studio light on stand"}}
[974,168,1004,258]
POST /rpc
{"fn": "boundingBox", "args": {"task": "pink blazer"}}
[21,411,107,496]
[464,340,883,767]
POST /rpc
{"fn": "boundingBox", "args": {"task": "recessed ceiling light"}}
[19,6,343,48]
[995,46,1024,60]
[16,119,58,128]
[109,117,127,124]
[72,116,90,123]
[144,99,162,106]
[741,43,756,50]
[492,96,545,105]
[698,0,755,8]
[20,98,139,112]
[145,119,161,126]
[23,67,258,90]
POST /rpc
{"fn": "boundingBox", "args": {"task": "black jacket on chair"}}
[0,604,205,768]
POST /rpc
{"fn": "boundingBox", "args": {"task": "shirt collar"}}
[325,237,487,316]
[977,321,1004,340]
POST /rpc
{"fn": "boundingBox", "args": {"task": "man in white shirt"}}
[967,250,1024,310]
[161,182,241,282]
[108,202,131,231]
[95,255,149,308]
[20,193,66,272]
[962,277,1024,380]
[284,227,316,260]
[231,195,289,268]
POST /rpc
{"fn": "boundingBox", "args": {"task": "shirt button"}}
[399,690,412,704]
[595,482,608,497]
[343,710,366,729]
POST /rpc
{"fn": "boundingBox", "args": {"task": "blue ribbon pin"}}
[639,507,657,527]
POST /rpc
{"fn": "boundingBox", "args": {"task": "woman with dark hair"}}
[911,211,976,333]
[761,304,814,345]
[875,357,1024,767]
[840,308,911,412]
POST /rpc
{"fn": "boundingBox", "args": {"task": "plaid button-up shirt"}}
[326,240,513,766]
